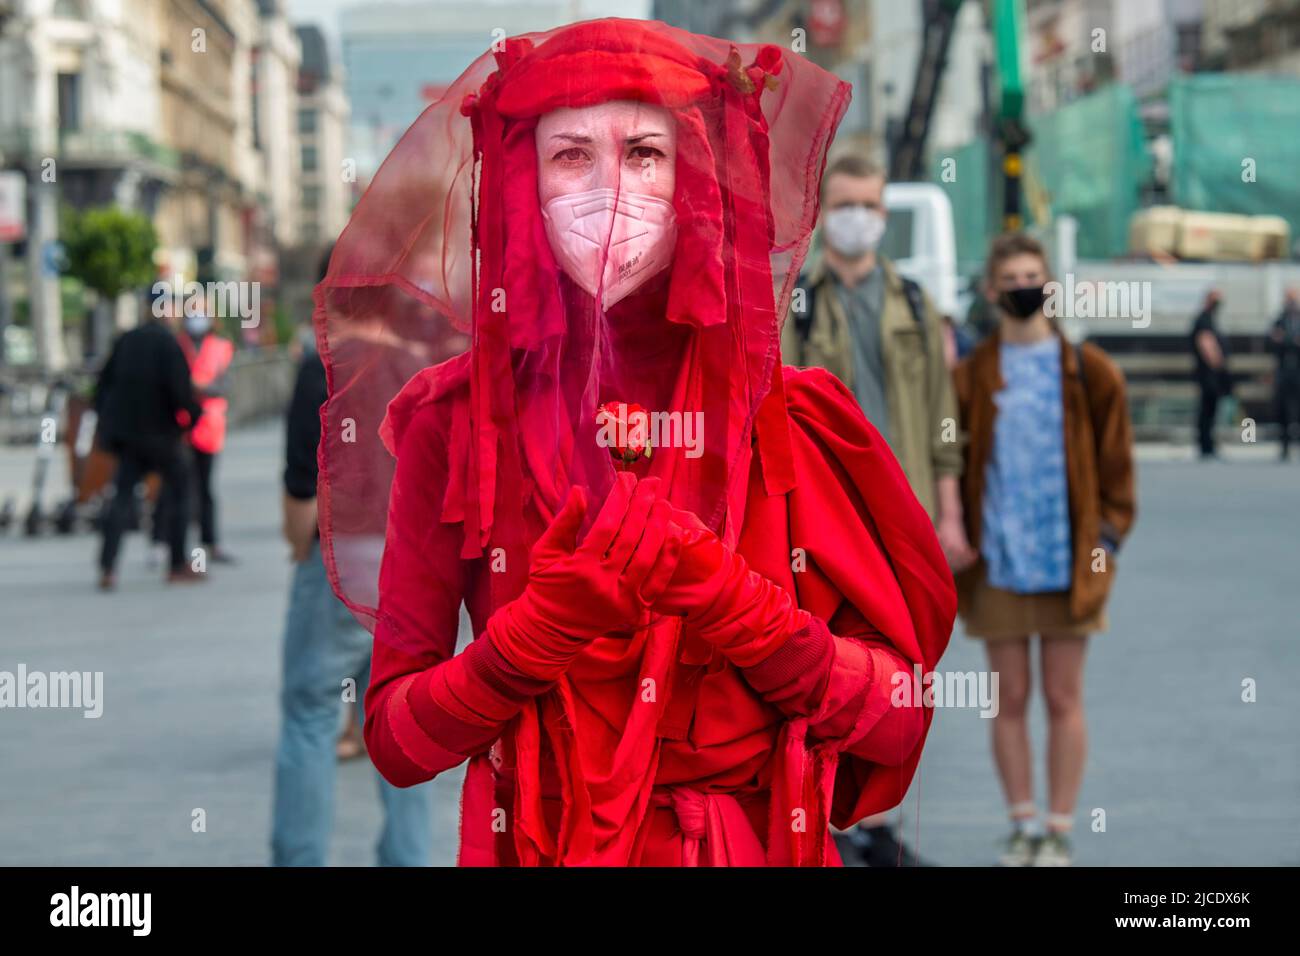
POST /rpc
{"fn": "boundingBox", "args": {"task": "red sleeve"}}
[741,606,923,767]
[365,399,551,788]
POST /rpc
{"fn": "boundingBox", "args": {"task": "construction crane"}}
[888,0,1031,231]
[991,0,1031,231]
[889,0,966,183]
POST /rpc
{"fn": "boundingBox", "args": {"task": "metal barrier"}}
[225,348,295,427]
[0,346,295,446]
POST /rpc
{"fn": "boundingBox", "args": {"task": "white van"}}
[880,182,964,319]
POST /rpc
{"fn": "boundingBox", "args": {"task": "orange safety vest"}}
[179,333,234,454]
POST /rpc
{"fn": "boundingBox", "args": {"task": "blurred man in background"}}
[783,155,973,866]
[784,155,969,549]
[95,298,204,589]
[1270,288,1300,461]
[270,249,433,866]
[1190,289,1230,460]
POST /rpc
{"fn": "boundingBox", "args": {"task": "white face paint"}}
[536,101,678,310]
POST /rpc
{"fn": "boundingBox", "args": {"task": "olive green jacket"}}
[780,255,962,518]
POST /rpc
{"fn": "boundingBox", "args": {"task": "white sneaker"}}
[1033,832,1073,866]
[998,830,1039,867]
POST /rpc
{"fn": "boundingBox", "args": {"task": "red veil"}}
[315,19,848,621]
[315,19,954,866]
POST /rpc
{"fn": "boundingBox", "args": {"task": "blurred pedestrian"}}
[783,154,973,865]
[176,306,236,562]
[336,703,365,761]
[270,248,433,866]
[95,298,204,589]
[1190,289,1230,459]
[1269,287,1300,461]
[953,233,1136,866]
[966,275,1000,343]
[941,313,975,369]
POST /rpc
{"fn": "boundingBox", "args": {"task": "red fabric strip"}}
[385,674,478,774]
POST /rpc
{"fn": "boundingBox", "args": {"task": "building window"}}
[53,0,86,19]
[298,108,317,134]
[301,185,320,209]
[57,73,81,131]
[301,145,318,172]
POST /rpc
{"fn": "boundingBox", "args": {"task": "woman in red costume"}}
[314,19,955,866]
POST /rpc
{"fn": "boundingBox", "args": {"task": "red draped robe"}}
[363,361,955,866]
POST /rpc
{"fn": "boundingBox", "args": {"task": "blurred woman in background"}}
[953,233,1135,866]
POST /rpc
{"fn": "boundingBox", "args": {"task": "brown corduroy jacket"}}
[953,330,1137,621]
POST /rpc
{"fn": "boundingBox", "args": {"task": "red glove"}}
[656,505,810,668]
[486,472,683,682]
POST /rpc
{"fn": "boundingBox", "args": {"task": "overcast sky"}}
[286,0,652,46]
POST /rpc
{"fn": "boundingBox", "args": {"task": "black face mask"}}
[998,285,1047,320]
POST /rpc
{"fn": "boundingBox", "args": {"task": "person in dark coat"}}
[95,299,204,588]
[1190,290,1230,460]
[1270,288,1300,461]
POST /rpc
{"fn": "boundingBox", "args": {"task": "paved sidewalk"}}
[0,423,463,866]
[1,424,1297,865]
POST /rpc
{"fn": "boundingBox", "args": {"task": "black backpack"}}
[792,271,928,353]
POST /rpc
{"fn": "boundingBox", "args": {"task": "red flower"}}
[596,401,654,463]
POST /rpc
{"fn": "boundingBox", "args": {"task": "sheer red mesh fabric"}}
[314,18,851,632]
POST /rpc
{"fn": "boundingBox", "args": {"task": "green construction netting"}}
[932,139,993,278]
[1025,83,1150,259]
[934,83,1150,269]
[1170,74,1300,243]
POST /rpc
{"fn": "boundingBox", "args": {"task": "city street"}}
[1,421,1297,866]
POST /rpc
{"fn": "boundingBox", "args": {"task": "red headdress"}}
[315,19,850,629]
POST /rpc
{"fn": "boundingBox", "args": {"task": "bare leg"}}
[984,638,1034,816]
[337,700,365,761]
[1040,634,1089,828]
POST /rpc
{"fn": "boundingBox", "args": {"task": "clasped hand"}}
[520,472,725,639]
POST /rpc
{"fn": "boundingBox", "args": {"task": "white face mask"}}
[823,206,886,259]
[185,313,213,336]
[541,187,677,311]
